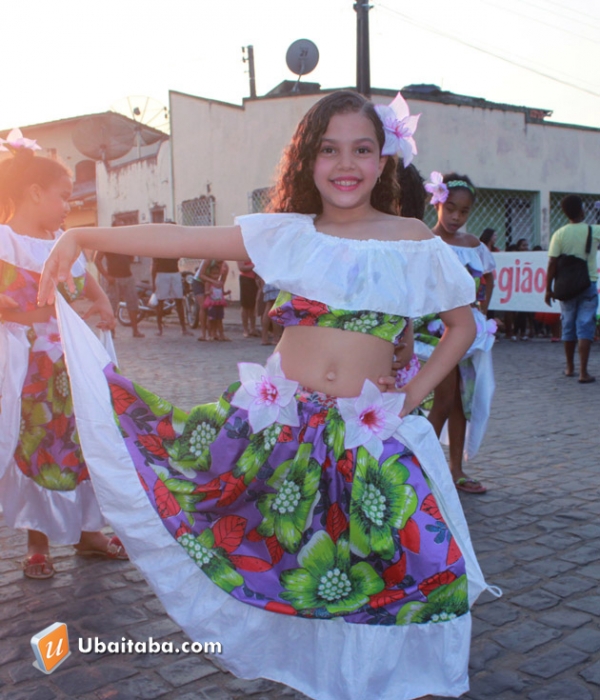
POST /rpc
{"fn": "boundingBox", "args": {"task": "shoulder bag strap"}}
[586,225,592,255]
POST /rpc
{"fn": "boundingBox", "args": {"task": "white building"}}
[168,82,600,251]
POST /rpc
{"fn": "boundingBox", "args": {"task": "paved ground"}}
[2,308,600,700]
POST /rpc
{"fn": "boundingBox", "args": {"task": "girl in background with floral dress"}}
[0,131,128,579]
[40,93,498,700]
[416,172,497,494]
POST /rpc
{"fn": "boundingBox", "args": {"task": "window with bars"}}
[248,187,273,213]
[549,192,600,233]
[423,188,539,250]
[178,196,215,226]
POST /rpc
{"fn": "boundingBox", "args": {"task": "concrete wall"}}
[170,90,600,250]
[96,140,173,226]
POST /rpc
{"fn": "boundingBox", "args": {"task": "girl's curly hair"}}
[268,91,400,215]
[0,148,70,223]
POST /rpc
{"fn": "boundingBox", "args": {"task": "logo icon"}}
[31,622,71,674]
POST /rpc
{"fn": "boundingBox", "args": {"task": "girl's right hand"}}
[38,231,82,306]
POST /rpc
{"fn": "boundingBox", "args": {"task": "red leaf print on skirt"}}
[212,515,246,553]
[62,451,81,468]
[369,589,407,609]
[229,555,272,572]
[277,425,294,443]
[109,383,137,414]
[399,518,420,553]
[176,523,192,538]
[290,296,329,318]
[336,450,354,482]
[138,434,169,460]
[326,503,348,543]
[382,553,407,588]
[76,465,90,484]
[246,527,264,542]
[157,417,176,440]
[308,410,327,428]
[446,536,462,565]
[419,570,457,597]
[192,477,221,501]
[266,535,284,565]
[23,381,46,395]
[265,601,298,616]
[154,479,182,519]
[218,471,246,507]
[48,413,68,439]
[36,354,54,380]
[421,494,443,521]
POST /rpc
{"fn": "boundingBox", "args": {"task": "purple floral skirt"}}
[106,366,469,626]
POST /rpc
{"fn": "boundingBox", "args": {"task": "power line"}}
[538,0,600,26]
[377,3,600,99]
[481,0,599,45]
[512,0,600,31]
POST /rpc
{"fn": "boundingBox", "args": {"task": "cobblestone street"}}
[1,309,600,700]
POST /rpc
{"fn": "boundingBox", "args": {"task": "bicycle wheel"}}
[185,294,200,328]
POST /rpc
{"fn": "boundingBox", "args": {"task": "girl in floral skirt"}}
[417,172,497,494]
[40,93,497,699]
[0,131,127,579]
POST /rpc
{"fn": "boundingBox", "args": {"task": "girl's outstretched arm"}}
[400,305,475,416]
[39,224,247,305]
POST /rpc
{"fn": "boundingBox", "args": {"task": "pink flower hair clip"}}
[374,93,420,166]
[0,127,42,155]
[424,171,449,205]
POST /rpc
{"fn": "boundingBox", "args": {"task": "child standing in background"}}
[0,130,127,579]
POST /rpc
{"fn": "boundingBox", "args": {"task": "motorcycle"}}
[118,274,199,329]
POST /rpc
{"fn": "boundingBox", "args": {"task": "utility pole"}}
[354,1,371,97]
[242,45,257,99]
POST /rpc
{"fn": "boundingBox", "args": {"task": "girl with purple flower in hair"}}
[39,92,497,700]
[416,172,497,494]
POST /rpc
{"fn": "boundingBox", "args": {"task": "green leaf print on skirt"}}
[256,443,321,553]
[280,531,385,616]
[164,398,233,472]
[349,449,418,560]
[33,462,78,491]
[177,527,244,594]
[395,574,469,625]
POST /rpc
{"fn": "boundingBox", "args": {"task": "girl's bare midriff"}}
[0,306,56,326]
[276,325,394,397]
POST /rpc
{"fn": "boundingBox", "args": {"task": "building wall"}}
[170,90,600,250]
[96,140,173,226]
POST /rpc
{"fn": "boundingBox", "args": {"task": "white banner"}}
[488,252,600,313]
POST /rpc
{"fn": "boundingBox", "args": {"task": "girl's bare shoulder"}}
[388,216,434,242]
[462,232,481,248]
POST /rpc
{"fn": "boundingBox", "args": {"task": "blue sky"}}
[2,0,599,131]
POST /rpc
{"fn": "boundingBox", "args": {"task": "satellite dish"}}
[72,114,135,162]
[111,96,170,141]
[286,39,319,80]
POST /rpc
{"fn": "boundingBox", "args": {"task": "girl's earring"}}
[376,176,381,185]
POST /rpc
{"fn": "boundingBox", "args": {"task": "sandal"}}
[22,553,55,580]
[455,477,487,494]
[75,535,128,560]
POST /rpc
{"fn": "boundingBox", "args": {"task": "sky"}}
[2,0,599,133]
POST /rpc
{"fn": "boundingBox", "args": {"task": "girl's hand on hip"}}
[82,297,116,331]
